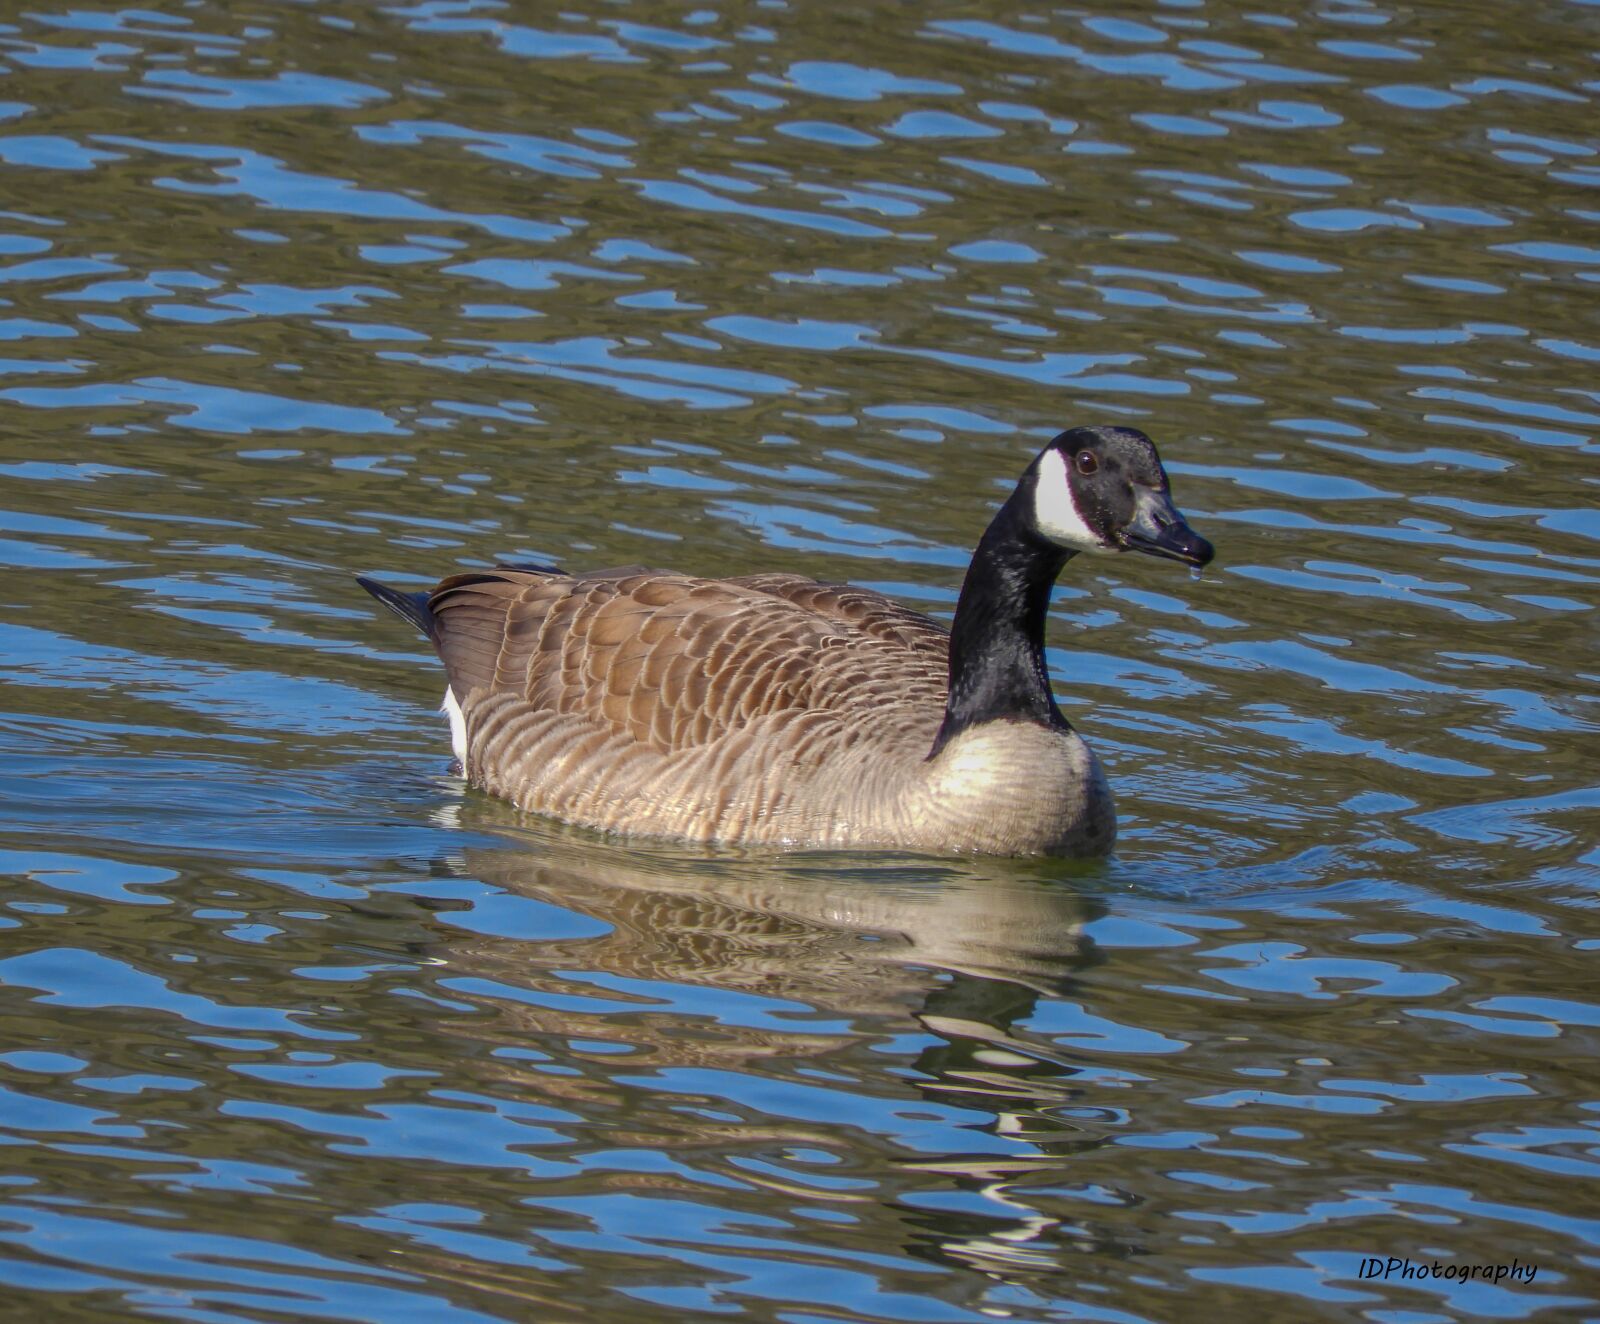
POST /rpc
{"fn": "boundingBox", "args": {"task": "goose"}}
[358,424,1213,856]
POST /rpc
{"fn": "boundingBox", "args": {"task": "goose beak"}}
[1119,488,1214,567]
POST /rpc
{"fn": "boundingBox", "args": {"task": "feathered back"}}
[427,566,950,757]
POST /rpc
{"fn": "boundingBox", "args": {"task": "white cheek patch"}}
[441,687,467,771]
[1032,448,1107,552]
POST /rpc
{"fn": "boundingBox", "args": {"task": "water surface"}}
[1,0,1597,1319]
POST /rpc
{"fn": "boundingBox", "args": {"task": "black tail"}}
[357,575,439,646]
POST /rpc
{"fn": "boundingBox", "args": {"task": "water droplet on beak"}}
[1190,565,1204,582]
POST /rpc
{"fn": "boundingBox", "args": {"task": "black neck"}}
[929,494,1072,759]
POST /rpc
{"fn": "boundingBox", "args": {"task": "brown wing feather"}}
[425,566,948,755]
[726,572,951,656]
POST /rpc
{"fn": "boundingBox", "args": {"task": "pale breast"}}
[899,720,1117,856]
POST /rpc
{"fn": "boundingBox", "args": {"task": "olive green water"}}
[1,2,1597,1320]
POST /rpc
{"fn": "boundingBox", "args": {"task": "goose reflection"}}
[417,813,1141,1287]
[458,827,1103,994]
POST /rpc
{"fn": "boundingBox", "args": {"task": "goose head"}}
[1025,425,1214,568]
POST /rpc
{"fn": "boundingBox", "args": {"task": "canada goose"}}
[359,424,1213,856]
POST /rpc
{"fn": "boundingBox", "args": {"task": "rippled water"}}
[2,1,1597,1318]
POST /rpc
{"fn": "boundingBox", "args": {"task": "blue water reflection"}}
[0,0,1596,1318]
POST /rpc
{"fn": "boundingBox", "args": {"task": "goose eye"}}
[1075,450,1099,476]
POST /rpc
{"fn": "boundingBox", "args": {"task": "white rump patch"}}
[1032,447,1106,553]
[441,687,467,770]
